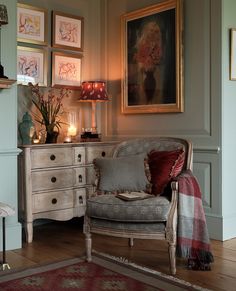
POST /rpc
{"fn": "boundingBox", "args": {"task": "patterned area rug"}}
[0,253,210,291]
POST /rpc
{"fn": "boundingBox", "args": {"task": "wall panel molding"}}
[193,162,211,209]
[0,148,22,156]
[193,146,220,154]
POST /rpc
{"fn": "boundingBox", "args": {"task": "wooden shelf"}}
[0,78,16,89]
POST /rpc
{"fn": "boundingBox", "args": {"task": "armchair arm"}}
[165,180,178,243]
[87,184,98,198]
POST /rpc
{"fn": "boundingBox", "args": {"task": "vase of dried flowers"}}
[28,83,70,143]
[134,21,163,103]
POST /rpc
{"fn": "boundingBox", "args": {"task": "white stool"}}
[0,202,15,270]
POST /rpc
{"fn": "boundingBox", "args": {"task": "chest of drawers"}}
[18,141,117,243]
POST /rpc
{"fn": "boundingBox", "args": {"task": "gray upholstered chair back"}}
[113,137,193,171]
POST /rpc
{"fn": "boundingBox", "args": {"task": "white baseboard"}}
[0,222,22,251]
[206,213,236,241]
[206,214,223,240]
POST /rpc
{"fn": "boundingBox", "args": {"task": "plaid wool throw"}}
[176,170,214,270]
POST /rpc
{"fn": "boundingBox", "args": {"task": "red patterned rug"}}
[0,253,209,291]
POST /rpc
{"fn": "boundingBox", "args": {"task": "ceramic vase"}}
[45,131,59,143]
[19,112,35,145]
[143,70,156,104]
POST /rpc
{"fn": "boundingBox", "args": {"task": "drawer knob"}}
[50,154,56,161]
[51,198,57,204]
[51,177,57,183]
[77,154,82,162]
[101,151,106,157]
[79,174,83,183]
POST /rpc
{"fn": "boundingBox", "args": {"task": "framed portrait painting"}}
[52,52,82,89]
[17,3,47,45]
[17,46,47,87]
[121,0,183,114]
[52,11,84,51]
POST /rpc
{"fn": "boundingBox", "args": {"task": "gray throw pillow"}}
[94,154,149,192]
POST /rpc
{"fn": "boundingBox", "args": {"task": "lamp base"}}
[80,132,101,142]
[81,132,99,139]
[0,64,8,79]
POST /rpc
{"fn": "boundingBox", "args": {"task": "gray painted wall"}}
[0,0,22,250]
[17,0,105,143]
[221,0,236,239]
[102,0,235,240]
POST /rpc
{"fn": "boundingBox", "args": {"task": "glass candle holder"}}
[67,111,77,140]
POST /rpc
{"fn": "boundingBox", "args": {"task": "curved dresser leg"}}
[25,221,33,243]
[129,238,134,247]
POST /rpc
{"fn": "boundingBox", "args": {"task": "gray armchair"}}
[83,137,193,275]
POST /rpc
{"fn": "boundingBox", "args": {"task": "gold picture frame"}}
[121,0,183,114]
[51,51,82,89]
[17,3,48,45]
[52,11,84,51]
[17,46,47,87]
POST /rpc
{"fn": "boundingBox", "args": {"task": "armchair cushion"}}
[87,194,171,222]
[94,154,150,193]
[148,149,185,195]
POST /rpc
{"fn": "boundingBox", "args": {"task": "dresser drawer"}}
[31,147,73,169]
[86,145,114,163]
[32,168,74,191]
[32,190,73,213]
[73,147,85,165]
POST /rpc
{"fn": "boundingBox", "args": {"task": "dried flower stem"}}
[29,82,71,134]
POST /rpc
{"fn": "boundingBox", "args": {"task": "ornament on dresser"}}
[28,82,71,143]
[19,112,35,145]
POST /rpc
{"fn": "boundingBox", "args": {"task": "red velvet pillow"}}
[148,149,185,195]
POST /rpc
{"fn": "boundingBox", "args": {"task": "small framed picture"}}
[17,46,47,86]
[52,11,84,51]
[17,3,47,45]
[230,28,236,80]
[51,51,82,89]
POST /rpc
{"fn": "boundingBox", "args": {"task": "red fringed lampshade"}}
[80,81,109,102]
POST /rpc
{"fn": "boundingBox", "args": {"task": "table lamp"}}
[0,4,8,79]
[79,81,109,140]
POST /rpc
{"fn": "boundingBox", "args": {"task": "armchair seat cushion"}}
[87,194,170,222]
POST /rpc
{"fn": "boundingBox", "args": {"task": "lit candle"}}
[68,125,77,137]
[33,138,40,144]
[64,136,72,143]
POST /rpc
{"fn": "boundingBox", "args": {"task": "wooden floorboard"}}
[2,218,236,290]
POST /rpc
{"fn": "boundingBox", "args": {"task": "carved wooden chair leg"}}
[84,215,92,262]
[129,238,134,247]
[168,242,176,275]
[85,233,92,262]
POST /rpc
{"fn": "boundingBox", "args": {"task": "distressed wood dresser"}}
[18,141,117,243]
